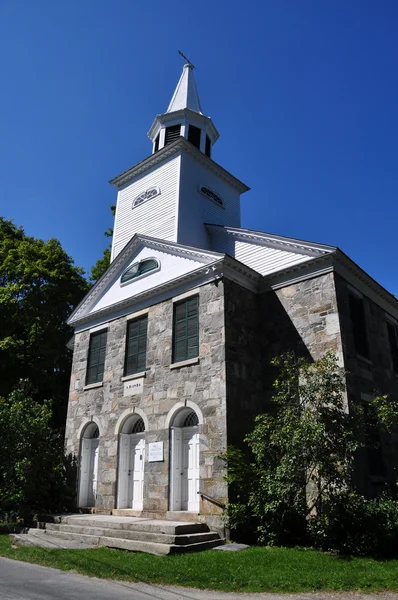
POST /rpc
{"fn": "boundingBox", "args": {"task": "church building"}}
[65,62,398,532]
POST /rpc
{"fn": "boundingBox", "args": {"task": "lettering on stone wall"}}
[148,442,164,462]
[124,378,144,396]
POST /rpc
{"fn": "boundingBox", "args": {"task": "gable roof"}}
[206,224,335,277]
[68,234,225,327]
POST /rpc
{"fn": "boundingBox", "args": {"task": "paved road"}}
[1,557,398,600]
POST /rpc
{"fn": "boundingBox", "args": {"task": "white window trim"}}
[89,323,109,334]
[132,186,161,209]
[198,185,225,209]
[172,288,200,303]
[120,258,160,287]
[125,308,150,322]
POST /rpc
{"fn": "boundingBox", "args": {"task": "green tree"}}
[223,352,358,545]
[0,382,76,519]
[0,217,88,424]
[89,205,115,283]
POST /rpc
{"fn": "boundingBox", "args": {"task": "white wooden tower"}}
[110,62,249,261]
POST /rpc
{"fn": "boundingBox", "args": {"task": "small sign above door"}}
[124,378,144,396]
[148,441,164,462]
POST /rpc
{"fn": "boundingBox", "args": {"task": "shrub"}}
[309,492,398,557]
[0,383,77,520]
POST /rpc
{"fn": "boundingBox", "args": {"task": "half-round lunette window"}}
[132,187,161,208]
[120,258,159,285]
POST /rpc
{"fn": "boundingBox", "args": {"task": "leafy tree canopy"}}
[0,382,76,518]
[89,205,115,283]
[0,217,88,424]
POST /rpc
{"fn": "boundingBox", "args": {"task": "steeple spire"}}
[166,63,203,115]
[148,60,219,156]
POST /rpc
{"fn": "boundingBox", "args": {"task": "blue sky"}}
[0,1,397,295]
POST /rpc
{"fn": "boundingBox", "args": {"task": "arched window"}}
[132,187,161,208]
[199,186,224,207]
[120,258,159,285]
[131,417,145,434]
[182,412,199,427]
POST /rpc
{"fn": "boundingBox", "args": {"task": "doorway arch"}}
[78,422,100,508]
[117,414,146,510]
[170,407,200,512]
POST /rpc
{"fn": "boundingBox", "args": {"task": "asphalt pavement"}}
[1,557,398,600]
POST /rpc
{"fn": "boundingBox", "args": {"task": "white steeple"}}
[148,63,219,157]
[166,63,203,114]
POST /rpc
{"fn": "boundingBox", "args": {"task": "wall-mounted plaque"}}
[148,441,164,462]
[124,378,144,396]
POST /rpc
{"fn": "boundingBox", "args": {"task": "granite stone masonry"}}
[65,281,228,530]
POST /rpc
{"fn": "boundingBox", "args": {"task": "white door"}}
[117,434,130,509]
[171,427,199,512]
[171,428,182,511]
[130,436,145,510]
[79,438,99,507]
[117,434,145,509]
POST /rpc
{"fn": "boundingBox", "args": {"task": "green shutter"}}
[86,330,107,384]
[125,316,148,375]
[173,296,199,363]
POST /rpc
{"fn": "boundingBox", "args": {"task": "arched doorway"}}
[117,416,145,510]
[78,423,99,508]
[170,409,200,512]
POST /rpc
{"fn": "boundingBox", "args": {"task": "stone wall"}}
[222,272,344,448]
[224,279,265,447]
[65,280,228,527]
[334,273,398,494]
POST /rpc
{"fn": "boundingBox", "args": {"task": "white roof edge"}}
[206,224,336,256]
[67,234,226,326]
[110,137,249,193]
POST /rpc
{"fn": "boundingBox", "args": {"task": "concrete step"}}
[42,515,208,535]
[44,523,220,545]
[26,528,224,556]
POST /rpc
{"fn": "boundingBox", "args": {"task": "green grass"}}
[1,535,398,593]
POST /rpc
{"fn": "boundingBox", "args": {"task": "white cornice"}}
[148,108,219,142]
[206,224,335,257]
[333,250,398,319]
[109,137,249,193]
[72,260,225,329]
[261,250,398,319]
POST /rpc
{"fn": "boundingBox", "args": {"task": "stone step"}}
[111,509,142,517]
[44,515,208,535]
[26,528,224,556]
[43,523,220,545]
[10,532,94,550]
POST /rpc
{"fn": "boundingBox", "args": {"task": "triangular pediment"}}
[68,235,224,327]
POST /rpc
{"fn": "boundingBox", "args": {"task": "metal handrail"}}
[197,491,226,509]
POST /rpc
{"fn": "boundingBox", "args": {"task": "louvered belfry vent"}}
[205,135,211,157]
[165,125,181,146]
[188,125,201,150]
